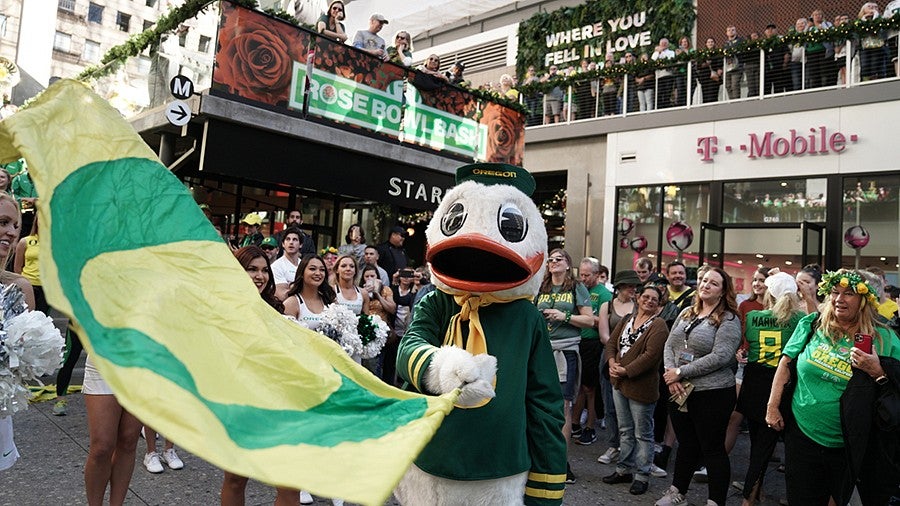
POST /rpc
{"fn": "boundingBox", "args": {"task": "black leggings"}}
[669,386,736,506]
[56,327,84,396]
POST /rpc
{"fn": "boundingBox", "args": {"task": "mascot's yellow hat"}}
[456,163,535,197]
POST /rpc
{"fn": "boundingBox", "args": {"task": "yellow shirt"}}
[879,298,899,320]
[21,234,40,286]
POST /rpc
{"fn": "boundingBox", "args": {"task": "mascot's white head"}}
[425,163,547,299]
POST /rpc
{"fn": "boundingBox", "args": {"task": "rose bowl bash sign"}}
[211,2,522,165]
[289,63,488,158]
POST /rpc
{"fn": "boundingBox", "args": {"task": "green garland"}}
[518,15,900,95]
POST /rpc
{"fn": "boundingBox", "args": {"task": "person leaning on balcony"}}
[789,18,809,91]
[635,53,655,112]
[353,13,389,61]
[499,74,519,101]
[723,26,745,100]
[386,31,413,66]
[695,37,723,104]
[541,65,564,123]
[316,0,347,43]
[858,2,889,81]
[804,9,834,88]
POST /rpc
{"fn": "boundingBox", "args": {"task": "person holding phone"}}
[765,269,900,506]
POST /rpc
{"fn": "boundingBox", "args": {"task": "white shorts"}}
[82,355,114,395]
[0,416,19,471]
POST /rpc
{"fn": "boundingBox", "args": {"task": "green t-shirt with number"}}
[783,313,900,447]
[580,283,612,340]
[744,309,804,367]
[534,283,592,340]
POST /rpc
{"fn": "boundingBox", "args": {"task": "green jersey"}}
[744,309,803,367]
[581,283,612,340]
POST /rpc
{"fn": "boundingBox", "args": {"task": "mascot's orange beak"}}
[426,233,544,293]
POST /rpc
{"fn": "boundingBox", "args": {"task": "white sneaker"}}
[143,451,164,473]
[654,485,687,506]
[161,448,184,470]
[332,500,344,506]
[299,491,314,504]
[693,466,708,482]
[597,447,620,464]
[650,463,668,478]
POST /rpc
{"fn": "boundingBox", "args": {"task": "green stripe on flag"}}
[49,157,429,447]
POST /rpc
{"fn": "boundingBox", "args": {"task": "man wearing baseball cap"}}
[239,213,264,247]
[376,225,408,277]
[353,13,389,60]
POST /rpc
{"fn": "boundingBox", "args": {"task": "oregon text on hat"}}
[456,163,536,196]
[472,168,517,178]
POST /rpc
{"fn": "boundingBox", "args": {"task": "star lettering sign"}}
[696,127,859,162]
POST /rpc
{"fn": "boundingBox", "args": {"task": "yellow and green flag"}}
[0,80,455,505]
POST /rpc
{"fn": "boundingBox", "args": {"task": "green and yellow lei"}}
[818,270,879,306]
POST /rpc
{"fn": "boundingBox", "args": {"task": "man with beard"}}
[275,209,315,258]
[659,261,695,328]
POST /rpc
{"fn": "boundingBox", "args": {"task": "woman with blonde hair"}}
[766,269,900,505]
[735,272,804,505]
[387,31,413,66]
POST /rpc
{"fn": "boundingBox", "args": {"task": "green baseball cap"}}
[455,163,536,197]
[260,236,278,249]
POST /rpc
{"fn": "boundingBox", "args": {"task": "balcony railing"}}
[523,43,899,127]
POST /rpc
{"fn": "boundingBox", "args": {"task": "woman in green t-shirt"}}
[533,248,593,483]
[766,269,900,505]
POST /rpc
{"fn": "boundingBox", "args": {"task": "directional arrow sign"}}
[170,75,195,100]
[165,100,191,126]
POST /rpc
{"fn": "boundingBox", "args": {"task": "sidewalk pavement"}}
[1,355,789,505]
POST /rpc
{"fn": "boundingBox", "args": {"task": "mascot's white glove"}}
[424,346,497,407]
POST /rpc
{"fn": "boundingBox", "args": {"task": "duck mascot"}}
[394,163,567,505]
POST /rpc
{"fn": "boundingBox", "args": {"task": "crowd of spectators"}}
[537,252,900,505]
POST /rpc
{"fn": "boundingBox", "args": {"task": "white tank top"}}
[296,295,324,331]
[334,285,363,315]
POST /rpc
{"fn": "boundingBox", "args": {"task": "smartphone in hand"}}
[854,333,873,355]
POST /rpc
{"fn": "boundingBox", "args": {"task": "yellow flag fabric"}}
[0,80,455,505]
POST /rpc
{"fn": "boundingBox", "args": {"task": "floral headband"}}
[320,246,338,256]
[818,270,879,306]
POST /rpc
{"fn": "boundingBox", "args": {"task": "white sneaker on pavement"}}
[650,463,668,478]
[299,491,314,504]
[597,447,620,464]
[332,500,344,506]
[143,451,164,473]
[654,485,687,506]
[161,448,184,470]
[693,466,708,482]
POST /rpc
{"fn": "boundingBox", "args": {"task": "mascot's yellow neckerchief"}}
[442,292,534,408]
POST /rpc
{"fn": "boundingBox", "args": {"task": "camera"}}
[399,269,415,278]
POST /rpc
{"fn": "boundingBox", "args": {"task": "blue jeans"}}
[612,389,656,480]
[599,351,619,447]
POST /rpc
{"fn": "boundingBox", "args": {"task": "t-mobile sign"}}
[697,126,859,162]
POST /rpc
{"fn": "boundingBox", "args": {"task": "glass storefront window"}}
[660,184,708,275]
[723,178,827,223]
[614,186,661,274]
[841,175,899,280]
